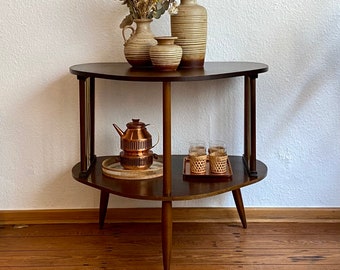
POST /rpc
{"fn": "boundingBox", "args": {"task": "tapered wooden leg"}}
[232,189,247,228]
[99,190,110,229]
[162,201,172,270]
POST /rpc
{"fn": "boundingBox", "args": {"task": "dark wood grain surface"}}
[72,155,267,201]
[70,62,268,82]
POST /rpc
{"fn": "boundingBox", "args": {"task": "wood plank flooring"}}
[1,222,339,269]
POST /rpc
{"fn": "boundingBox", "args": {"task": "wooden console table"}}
[70,62,268,270]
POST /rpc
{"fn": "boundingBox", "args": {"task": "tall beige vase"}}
[122,19,157,68]
[170,0,207,68]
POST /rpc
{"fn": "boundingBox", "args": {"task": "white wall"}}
[1,0,339,210]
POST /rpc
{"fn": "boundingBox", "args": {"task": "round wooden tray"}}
[102,157,163,180]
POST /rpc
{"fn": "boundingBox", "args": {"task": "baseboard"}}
[1,207,339,225]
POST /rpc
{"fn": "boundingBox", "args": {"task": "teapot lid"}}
[126,119,147,129]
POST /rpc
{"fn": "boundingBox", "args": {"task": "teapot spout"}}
[113,124,124,137]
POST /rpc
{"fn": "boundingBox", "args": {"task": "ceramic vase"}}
[170,0,207,68]
[122,19,157,68]
[149,36,183,71]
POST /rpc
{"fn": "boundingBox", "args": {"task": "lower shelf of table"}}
[72,155,267,201]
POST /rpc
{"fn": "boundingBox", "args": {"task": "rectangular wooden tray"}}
[183,156,233,182]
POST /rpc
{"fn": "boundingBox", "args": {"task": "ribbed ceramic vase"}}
[122,19,157,68]
[170,0,207,68]
[149,36,183,71]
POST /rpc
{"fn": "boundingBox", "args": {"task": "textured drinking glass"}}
[189,154,207,174]
[188,141,206,156]
[208,140,227,174]
[208,140,226,155]
[209,152,228,174]
[188,141,207,174]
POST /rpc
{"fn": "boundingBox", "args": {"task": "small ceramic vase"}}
[149,36,183,71]
[122,19,157,68]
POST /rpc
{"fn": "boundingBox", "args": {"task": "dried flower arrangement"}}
[119,0,178,28]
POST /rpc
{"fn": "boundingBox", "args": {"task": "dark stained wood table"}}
[70,62,268,270]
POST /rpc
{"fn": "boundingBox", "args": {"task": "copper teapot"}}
[113,119,158,170]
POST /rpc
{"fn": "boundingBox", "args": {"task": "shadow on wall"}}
[257,9,340,204]
[171,78,244,155]
[72,74,246,157]
[7,74,98,208]
[93,79,163,156]
[264,12,340,151]
[289,14,340,125]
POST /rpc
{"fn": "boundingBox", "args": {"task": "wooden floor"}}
[1,222,340,269]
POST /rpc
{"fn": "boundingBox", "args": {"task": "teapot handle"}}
[122,25,135,44]
[147,124,160,149]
